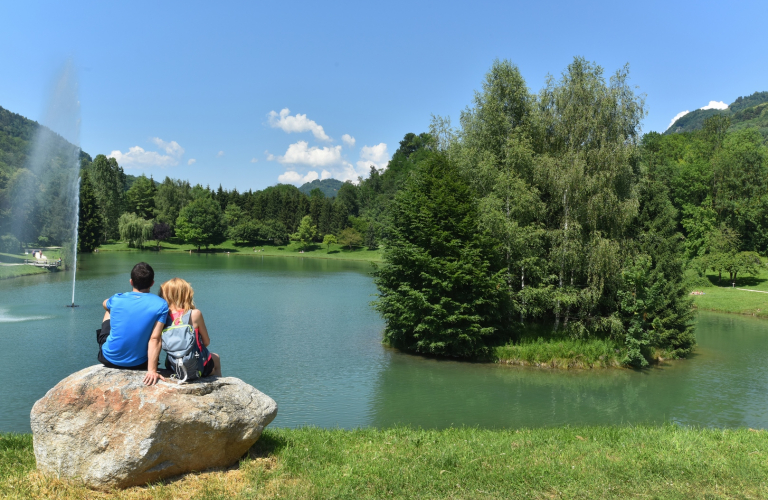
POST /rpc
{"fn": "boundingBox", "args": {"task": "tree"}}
[364,222,378,249]
[118,213,153,249]
[374,153,509,358]
[175,197,225,251]
[322,233,337,250]
[154,176,191,232]
[290,215,317,250]
[77,170,103,253]
[153,222,171,250]
[90,155,126,242]
[229,219,260,245]
[125,174,156,219]
[338,227,363,250]
[260,219,290,245]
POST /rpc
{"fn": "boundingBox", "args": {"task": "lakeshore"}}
[3,425,768,499]
[96,239,384,262]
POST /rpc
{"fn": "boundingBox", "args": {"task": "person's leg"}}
[96,311,111,363]
[211,353,222,377]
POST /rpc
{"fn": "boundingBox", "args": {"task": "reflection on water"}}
[1,252,768,433]
[0,308,51,323]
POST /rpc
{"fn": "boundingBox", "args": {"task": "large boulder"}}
[31,365,277,489]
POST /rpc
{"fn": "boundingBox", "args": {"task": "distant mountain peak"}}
[665,91,768,136]
[298,178,343,198]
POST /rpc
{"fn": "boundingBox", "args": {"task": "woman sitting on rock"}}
[158,277,222,377]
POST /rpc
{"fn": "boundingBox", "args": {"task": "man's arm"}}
[143,321,166,386]
[103,299,109,311]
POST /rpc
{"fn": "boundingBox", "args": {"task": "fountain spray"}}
[67,176,80,308]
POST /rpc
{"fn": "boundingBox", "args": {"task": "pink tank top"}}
[171,310,198,334]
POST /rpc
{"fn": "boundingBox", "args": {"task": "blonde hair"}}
[159,277,196,312]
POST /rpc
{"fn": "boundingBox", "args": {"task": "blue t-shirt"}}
[102,292,169,366]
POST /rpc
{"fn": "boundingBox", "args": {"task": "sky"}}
[1,0,766,191]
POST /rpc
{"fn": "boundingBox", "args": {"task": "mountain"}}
[298,178,343,198]
[666,91,768,136]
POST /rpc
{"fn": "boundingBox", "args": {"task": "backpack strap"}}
[181,310,193,326]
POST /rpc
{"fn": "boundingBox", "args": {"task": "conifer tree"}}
[77,170,102,253]
[374,153,509,358]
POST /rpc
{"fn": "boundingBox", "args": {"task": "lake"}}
[1,252,767,433]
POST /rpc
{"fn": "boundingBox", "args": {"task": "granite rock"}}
[31,365,277,489]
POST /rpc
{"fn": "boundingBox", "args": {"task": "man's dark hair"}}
[131,262,154,290]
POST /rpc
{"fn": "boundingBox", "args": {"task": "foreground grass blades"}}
[3,426,768,499]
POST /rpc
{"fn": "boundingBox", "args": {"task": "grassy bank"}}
[97,239,383,262]
[690,269,768,318]
[0,265,48,280]
[3,425,768,498]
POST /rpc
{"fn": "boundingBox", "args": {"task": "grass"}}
[690,268,768,318]
[0,266,48,280]
[3,425,768,498]
[494,337,625,369]
[97,239,383,262]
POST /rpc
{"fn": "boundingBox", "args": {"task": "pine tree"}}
[77,170,102,253]
[374,153,510,358]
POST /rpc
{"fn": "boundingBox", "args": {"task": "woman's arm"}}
[191,309,210,347]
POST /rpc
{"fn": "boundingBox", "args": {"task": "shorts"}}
[96,320,149,371]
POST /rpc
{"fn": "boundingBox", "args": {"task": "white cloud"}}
[268,108,331,141]
[187,158,196,165]
[700,100,728,111]
[342,134,356,148]
[667,110,690,130]
[217,150,225,157]
[278,170,320,185]
[109,137,185,168]
[273,141,342,167]
[251,158,258,163]
[150,137,184,157]
[356,143,390,172]
[272,141,391,185]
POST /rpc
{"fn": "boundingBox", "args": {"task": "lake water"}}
[1,252,768,433]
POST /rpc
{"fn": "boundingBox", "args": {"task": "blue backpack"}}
[161,311,204,383]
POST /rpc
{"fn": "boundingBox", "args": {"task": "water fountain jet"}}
[9,60,82,307]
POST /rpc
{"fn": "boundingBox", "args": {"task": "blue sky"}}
[1,1,766,191]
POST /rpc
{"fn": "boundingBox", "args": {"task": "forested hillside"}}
[0,106,83,251]
[666,91,768,136]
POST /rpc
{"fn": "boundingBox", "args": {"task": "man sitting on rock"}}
[97,262,169,385]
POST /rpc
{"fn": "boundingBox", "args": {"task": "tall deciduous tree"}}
[338,227,362,250]
[290,215,317,250]
[175,197,225,251]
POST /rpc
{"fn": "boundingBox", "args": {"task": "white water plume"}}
[11,60,82,306]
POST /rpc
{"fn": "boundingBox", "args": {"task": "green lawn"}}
[3,425,768,498]
[691,269,768,318]
[97,239,383,262]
